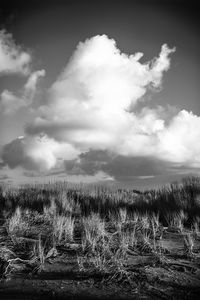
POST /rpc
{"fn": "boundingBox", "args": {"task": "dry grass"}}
[82,213,105,252]
[43,198,57,219]
[7,207,30,236]
[165,210,187,232]
[192,216,200,239]
[1,176,200,283]
[119,208,127,223]
[183,233,194,256]
[53,214,75,244]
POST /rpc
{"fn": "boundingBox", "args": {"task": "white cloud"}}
[24,69,45,97]
[0,69,45,115]
[157,110,200,166]
[0,30,31,76]
[26,35,175,150]
[150,44,176,87]
[3,34,200,172]
[1,135,79,171]
[0,30,45,115]
[49,35,174,114]
[0,90,24,115]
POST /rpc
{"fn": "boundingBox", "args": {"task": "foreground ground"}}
[1,218,200,299]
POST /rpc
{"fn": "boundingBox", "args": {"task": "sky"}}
[0,0,199,189]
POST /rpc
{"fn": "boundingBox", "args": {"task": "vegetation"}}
[0,176,200,298]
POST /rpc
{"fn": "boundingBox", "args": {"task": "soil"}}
[1,221,200,300]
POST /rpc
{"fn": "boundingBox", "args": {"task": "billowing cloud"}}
[1,135,79,171]
[0,30,31,76]
[25,35,175,151]
[0,69,45,114]
[2,35,200,174]
[157,110,200,166]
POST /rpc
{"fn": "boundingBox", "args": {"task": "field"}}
[1,177,200,299]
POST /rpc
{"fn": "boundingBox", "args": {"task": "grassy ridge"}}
[1,176,200,224]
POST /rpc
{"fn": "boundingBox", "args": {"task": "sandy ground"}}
[1,250,200,300]
[1,220,200,299]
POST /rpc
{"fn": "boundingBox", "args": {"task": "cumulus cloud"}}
[157,110,200,166]
[26,35,175,151]
[0,69,45,114]
[0,30,31,76]
[2,34,200,173]
[1,135,79,171]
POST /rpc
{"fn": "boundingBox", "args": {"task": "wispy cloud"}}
[0,30,31,76]
[0,69,45,114]
[0,29,45,115]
